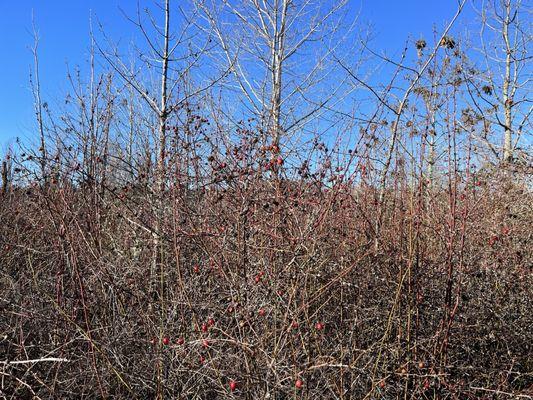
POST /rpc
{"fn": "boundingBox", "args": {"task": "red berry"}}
[177,337,184,345]
[258,308,265,316]
[202,339,209,348]
[162,337,170,345]
[193,265,199,273]
[295,379,303,389]
[291,321,299,329]
[199,355,205,364]
[315,322,324,331]
[202,323,208,332]
[229,380,237,391]
[379,380,386,388]
[208,318,215,327]
[255,275,261,283]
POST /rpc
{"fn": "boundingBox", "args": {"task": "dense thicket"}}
[1,0,532,398]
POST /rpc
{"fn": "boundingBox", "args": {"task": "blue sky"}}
[0,1,477,151]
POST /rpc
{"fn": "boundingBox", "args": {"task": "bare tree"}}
[340,1,467,248]
[30,15,48,183]
[197,0,353,169]
[468,0,531,164]
[93,4,222,396]
[97,1,172,191]
[412,30,463,188]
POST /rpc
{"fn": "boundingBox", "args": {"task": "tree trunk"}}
[502,0,513,163]
[1,161,8,195]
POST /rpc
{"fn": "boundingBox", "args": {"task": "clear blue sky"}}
[0,1,476,150]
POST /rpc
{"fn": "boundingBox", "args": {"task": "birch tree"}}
[468,0,531,164]
[197,0,352,168]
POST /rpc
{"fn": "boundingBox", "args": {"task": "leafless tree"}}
[340,0,467,247]
[468,0,531,164]
[29,15,48,183]
[196,0,353,168]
